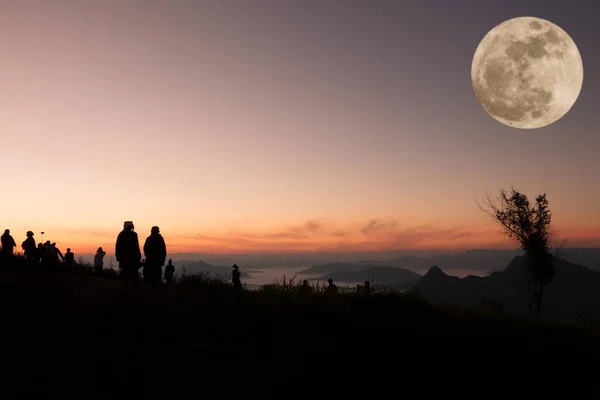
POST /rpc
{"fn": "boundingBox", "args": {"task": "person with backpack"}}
[115,221,141,288]
[143,226,167,288]
[21,231,37,265]
[232,264,242,291]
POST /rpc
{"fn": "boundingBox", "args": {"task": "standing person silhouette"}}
[33,243,44,270]
[164,259,175,284]
[143,226,167,288]
[326,278,338,294]
[1,229,17,266]
[64,248,75,273]
[94,247,106,276]
[52,243,64,262]
[21,231,37,266]
[115,221,141,290]
[232,264,242,291]
[42,241,57,272]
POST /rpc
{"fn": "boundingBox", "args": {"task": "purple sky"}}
[0,0,598,253]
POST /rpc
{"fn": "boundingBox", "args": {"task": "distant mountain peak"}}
[425,265,447,278]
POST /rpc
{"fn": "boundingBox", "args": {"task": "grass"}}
[1,253,599,396]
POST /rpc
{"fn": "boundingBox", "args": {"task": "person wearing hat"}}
[21,231,37,265]
[115,221,141,287]
[232,264,242,291]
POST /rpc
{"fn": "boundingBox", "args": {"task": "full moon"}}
[471,16,583,129]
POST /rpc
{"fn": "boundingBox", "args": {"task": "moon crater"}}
[471,17,583,129]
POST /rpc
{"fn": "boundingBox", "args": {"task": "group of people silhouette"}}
[0,221,240,289]
[1,221,369,293]
[1,229,75,273]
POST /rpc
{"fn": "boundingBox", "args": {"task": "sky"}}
[1,0,599,255]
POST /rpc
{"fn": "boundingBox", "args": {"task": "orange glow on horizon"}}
[1,3,599,259]
[6,219,599,256]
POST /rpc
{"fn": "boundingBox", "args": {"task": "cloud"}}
[360,219,398,235]
[264,219,327,239]
[332,230,349,238]
[164,218,496,252]
[221,219,332,242]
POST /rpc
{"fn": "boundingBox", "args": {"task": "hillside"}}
[410,256,600,321]
[299,249,600,280]
[298,250,527,276]
[1,261,599,396]
[356,248,600,272]
[354,249,524,272]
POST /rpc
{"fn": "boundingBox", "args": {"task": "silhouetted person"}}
[41,241,56,272]
[1,229,17,265]
[141,259,148,281]
[164,259,175,284]
[363,281,371,295]
[115,221,141,287]
[94,247,106,276]
[52,243,64,261]
[49,242,63,272]
[232,264,242,291]
[33,243,44,269]
[326,278,338,294]
[300,279,311,293]
[21,231,36,265]
[64,248,75,272]
[143,226,167,288]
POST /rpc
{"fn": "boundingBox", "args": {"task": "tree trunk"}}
[524,265,533,321]
[534,283,545,323]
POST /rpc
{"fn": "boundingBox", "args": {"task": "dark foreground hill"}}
[411,255,600,322]
[1,264,599,397]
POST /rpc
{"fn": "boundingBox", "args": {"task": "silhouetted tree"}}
[478,187,558,323]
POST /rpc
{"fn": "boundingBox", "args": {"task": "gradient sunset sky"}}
[1,0,599,254]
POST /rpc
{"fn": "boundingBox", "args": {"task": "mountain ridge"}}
[410,255,600,321]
